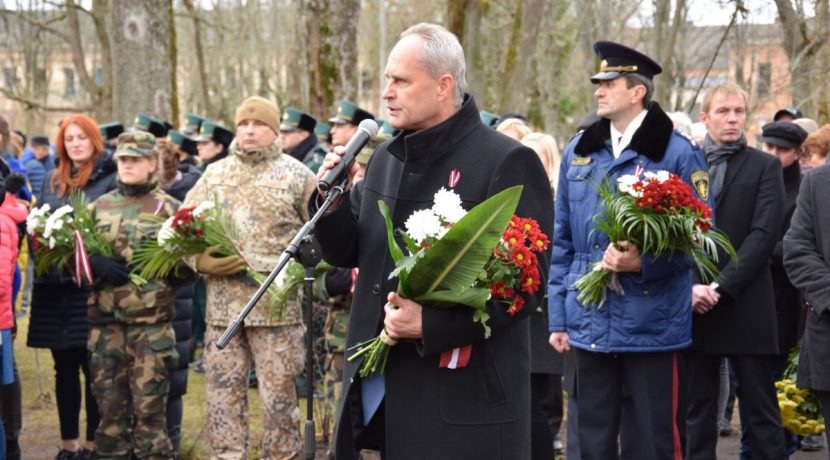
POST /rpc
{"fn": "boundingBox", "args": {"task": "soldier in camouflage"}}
[184,96,316,460]
[87,130,181,459]
[279,107,328,173]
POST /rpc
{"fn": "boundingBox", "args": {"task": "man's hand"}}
[692,283,720,314]
[549,332,571,353]
[602,240,642,272]
[384,292,423,340]
[317,146,361,196]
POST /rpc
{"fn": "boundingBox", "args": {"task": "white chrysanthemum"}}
[617,174,642,197]
[432,187,467,223]
[157,216,178,250]
[405,209,442,243]
[49,236,57,249]
[43,205,74,238]
[193,201,214,217]
[644,170,671,183]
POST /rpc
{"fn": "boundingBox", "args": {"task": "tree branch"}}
[0,9,69,40]
[0,88,91,112]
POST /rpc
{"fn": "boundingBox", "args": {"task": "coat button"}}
[590,343,596,349]
[393,228,402,237]
[371,284,381,295]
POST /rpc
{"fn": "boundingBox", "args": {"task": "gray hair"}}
[623,73,654,106]
[400,23,467,108]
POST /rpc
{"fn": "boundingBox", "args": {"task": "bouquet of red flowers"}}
[575,170,736,307]
[349,185,549,377]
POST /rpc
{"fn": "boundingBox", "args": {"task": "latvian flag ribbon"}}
[439,344,473,369]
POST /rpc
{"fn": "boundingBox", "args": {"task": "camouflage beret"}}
[114,130,157,159]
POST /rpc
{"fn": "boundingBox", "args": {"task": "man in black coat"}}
[685,82,787,460]
[784,158,830,451]
[312,23,553,459]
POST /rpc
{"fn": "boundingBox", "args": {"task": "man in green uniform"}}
[279,107,327,173]
[328,100,375,147]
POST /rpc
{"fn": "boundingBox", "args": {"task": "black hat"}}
[31,135,50,147]
[329,100,375,126]
[99,122,125,141]
[195,121,234,149]
[281,107,317,133]
[591,40,662,83]
[773,107,803,121]
[133,114,168,138]
[168,130,198,157]
[761,121,808,148]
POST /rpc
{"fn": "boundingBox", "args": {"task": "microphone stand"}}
[216,176,349,460]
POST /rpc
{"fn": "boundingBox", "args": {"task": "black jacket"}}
[312,95,554,459]
[691,145,785,355]
[164,163,202,202]
[784,163,830,391]
[169,277,194,398]
[28,153,117,350]
[771,161,802,355]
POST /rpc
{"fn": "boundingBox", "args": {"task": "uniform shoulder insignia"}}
[690,170,709,200]
[571,156,593,166]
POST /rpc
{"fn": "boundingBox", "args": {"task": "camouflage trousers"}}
[88,322,178,459]
[205,323,305,460]
[323,307,349,456]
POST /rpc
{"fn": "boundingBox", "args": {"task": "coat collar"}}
[387,94,482,162]
[574,101,674,162]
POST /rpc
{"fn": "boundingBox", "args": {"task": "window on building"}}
[3,67,18,90]
[757,63,771,99]
[64,67,76,98]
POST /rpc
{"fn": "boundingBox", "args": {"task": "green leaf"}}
[378,200,405,264]
[405,186,522,296]
[415,287,491,310]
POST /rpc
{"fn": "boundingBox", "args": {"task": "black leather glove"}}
[89,255,131,286]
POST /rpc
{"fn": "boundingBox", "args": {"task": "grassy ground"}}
[16,313,333,459]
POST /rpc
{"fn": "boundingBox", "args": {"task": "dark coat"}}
[530,200,561,375]
[312,95,554,460]
[691,145,785,355]
[784,163,830,391]
[164,163,202,202]
[169,277,194,398]
[27,154,117,350]
[771,161,802,355]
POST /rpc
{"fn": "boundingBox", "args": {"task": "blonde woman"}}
[522,132,561,196]
[497,117,532,141]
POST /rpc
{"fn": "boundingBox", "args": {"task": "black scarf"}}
[703,133,746,200]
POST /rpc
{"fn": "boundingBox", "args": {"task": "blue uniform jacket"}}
[548,103,711,353]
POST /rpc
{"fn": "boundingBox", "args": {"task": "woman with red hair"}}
[27,114,116,460]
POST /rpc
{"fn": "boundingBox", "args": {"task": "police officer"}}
[548,40,710,460]
[87,130,180,459]
[328,100,375,147]
[279,107,327,173]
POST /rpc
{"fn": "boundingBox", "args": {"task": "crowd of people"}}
[0,21,827,460]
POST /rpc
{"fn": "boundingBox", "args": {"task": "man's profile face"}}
[700,93,746,145]
[330,123,358,147]
[594,77,639,121]
[279,129,308,151]
[383,35,446,131]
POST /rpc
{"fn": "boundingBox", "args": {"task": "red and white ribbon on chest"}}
[439,344,473,369]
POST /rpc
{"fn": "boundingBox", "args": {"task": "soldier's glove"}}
[89,255,131,286]
[196,245,247,276]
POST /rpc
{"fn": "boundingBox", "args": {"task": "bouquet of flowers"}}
[574,170,737,307]
[27,191,143,286]
[348,185,549,377]
[131,195,288,318]
[776,347,826,436]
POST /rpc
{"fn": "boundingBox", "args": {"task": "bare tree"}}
[774,0,828,116]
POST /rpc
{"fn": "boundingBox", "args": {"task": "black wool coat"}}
[312,95,554,460]
[691,145,785,355]
[770,162,802,355]
[784,163,830,391]
[28,154,117,350]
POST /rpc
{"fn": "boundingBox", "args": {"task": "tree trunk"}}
[109,0,175,124]
[499,0,545,114]
[329,0,361,101]
[183,0,211,115]
[774,0,824,116]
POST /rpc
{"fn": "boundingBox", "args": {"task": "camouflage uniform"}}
[88,171,180,458]
[184,139,316,460]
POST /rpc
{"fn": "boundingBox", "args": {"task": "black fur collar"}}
[574,102,674,162]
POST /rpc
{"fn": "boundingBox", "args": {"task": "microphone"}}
[318,119,379,192]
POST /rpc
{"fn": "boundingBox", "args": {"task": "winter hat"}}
[235,96,281,134]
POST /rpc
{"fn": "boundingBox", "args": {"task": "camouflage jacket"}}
[184,140,316,327]
[88,183,180,325]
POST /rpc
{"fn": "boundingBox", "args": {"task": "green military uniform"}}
[88,131,180,460]
[280,107,327,173]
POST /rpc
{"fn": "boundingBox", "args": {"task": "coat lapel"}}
[716,148,751,207]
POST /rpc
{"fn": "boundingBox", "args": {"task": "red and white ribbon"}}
[439,344,472,369]
[73,230,94,287]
